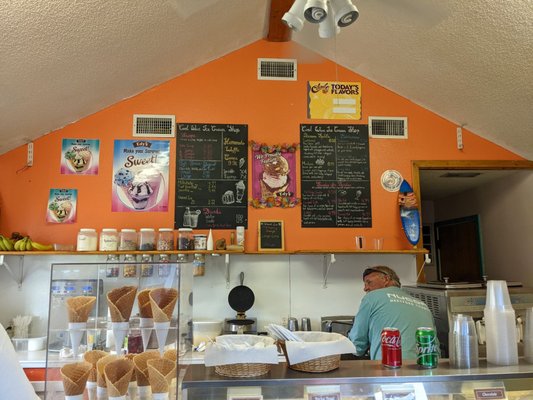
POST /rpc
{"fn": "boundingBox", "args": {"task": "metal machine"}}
[404,284,533,358]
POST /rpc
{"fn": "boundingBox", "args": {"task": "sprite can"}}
[415,327,439,368]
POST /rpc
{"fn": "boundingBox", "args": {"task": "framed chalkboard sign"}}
[258,220,284,252]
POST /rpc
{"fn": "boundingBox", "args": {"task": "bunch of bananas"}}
[0,233,54,251]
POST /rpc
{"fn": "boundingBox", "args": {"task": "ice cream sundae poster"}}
[250,141,299,208]
[112,140,170,212]
[47,189,77,224]
[60,139,100,175]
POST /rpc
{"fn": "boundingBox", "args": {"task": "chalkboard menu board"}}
[175,123,248,229]
[300,124,371,228]
[258,220,284,251]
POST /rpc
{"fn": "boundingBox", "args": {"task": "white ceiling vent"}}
[369,117,408,139]
[133,114,176,138]
[258,58,297,81]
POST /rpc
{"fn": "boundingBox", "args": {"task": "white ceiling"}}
[1,0,532,158]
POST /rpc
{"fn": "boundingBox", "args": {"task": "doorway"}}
[435,215,483,282]
[411,160,533,283]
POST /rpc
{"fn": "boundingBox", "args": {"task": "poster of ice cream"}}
[112,140,170,212]
[47,189,77,223]
[250,142,298,208]
[60,139,100,175]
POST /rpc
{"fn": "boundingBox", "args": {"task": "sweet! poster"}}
[47,189,77,223]
[60,138,100,175]
[112,140,170,212]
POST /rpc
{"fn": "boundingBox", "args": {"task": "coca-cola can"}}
[381,327,402,368]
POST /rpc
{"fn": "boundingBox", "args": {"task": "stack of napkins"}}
[204,335,279,367]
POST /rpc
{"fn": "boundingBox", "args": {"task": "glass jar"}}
[99,228,118,251]
[178,228,193,250]
[77,229,97,251]
[157,228,174,251]
[193,234,207,250]
[139,228,156,251]
[119,229,137,251]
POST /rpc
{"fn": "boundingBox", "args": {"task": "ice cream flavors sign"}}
[47,189,77,223]
[112,140,170,212]
[307,81,361,120]
[60,139,100,175]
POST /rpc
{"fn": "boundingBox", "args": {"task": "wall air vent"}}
[133,114,176,138]
[258,58,297,81]
[369,117,408,139]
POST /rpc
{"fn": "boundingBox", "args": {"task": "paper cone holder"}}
[152,393,169,400]
[112,321,129,355]
[108,396,126,400]
[140,317,154,352]
[65,395,84,400]
[96,386,107,399]
[137,385,151,400]
[128,381,138,400]
[87,381,97,400]
[154,321,170,355]
[68,322,87,358]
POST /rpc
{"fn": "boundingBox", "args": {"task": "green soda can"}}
[416,327,439,368]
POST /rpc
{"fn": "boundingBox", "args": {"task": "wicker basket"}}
[215,363,271,377]
[278,340,340,373]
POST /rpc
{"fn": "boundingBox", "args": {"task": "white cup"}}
[355,236,365,249]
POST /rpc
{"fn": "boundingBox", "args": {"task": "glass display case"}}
[182,360,533,400]
[42,257,193,400]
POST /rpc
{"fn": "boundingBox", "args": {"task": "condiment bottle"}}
[99,228,118,251]
[139,228,156,251]
[77,229,97,251]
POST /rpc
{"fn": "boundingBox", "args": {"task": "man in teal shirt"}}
[348,266,435,360]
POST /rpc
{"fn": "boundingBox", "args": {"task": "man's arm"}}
[348,297,372,356]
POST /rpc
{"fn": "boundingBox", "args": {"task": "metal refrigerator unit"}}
[404,283,533,358]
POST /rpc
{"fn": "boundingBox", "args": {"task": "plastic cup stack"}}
[484,280,518,366]
[449,314,479,368]
[525,307,533,363]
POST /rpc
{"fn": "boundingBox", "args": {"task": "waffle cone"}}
[107,286,137,322]
[149,288,178,323]
[104,358,134,397]
[133,351,161,387]
[60,361,92,396]
[66,296,97,323]
[125,354,138,382]
[96,354,121,387]
[163,349,177,362]
[147,358,176,394]
[83,350,108,382]
[137,289,153,318]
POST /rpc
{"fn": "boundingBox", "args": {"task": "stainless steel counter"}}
[181,359,533,398]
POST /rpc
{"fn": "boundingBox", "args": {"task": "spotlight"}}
[304,0,328,23]
[318,10,338,38]
[282,0,307,31]
[330,0,359,27]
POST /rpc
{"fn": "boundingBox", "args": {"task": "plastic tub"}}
[11,336,47,352]
[192,321,223,347]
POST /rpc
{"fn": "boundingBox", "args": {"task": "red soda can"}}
[381,327,402,368]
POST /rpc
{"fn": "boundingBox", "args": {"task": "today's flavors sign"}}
[307,81,361,120]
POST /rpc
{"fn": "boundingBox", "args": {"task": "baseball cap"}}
[363,266,401,286]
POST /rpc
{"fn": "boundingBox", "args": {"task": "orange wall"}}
[0,40,522,251]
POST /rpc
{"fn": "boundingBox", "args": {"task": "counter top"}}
[182,359,533,388]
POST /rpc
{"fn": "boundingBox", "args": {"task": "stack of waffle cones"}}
[163,349,177,362]
[149,288,178,323]
[84,350,108,383]
[96,354,121,389]
[133,351,161,387]
[137,289,153,319]
[107,286,137,322]
[60,361,92,399]
[147,358,176,394]
[66,296,96,323]
[104,358,135,399]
